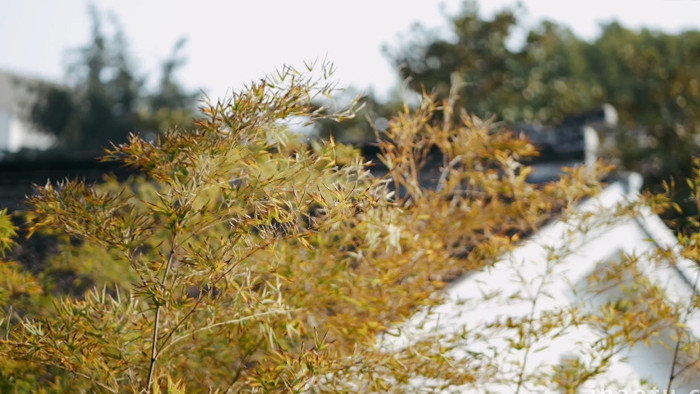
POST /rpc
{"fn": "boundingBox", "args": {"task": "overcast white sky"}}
[2,1,700,101]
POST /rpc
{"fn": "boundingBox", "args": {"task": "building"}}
[381,172,700,392]
[0,69,55,155]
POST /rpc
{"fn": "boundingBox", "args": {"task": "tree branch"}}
[146,232,178,393]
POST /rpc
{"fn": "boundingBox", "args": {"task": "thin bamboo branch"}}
[154,232,304,360]
[667,270,700,391]
[157,308,289,357]
[515,258,555,394]
[146,232,178,393]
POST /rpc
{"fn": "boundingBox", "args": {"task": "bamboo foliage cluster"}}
[0,64,698,392]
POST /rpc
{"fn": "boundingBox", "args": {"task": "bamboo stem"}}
[146,234,178,393]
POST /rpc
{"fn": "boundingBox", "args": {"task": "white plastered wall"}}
[381,175,700,393]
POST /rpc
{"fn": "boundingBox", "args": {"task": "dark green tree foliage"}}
[142,38,199,135]
[388,4,600,124]
[30,6,197,152]
[589,24,700,190]
[385,2,700,219]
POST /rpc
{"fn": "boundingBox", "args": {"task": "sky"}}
[2,1,700,102]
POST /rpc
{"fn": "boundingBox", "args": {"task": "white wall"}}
[381,177,700,392]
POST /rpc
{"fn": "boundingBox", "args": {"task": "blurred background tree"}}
[386,5,595,125]
[29,5,197,153]
[315,1,700,224]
